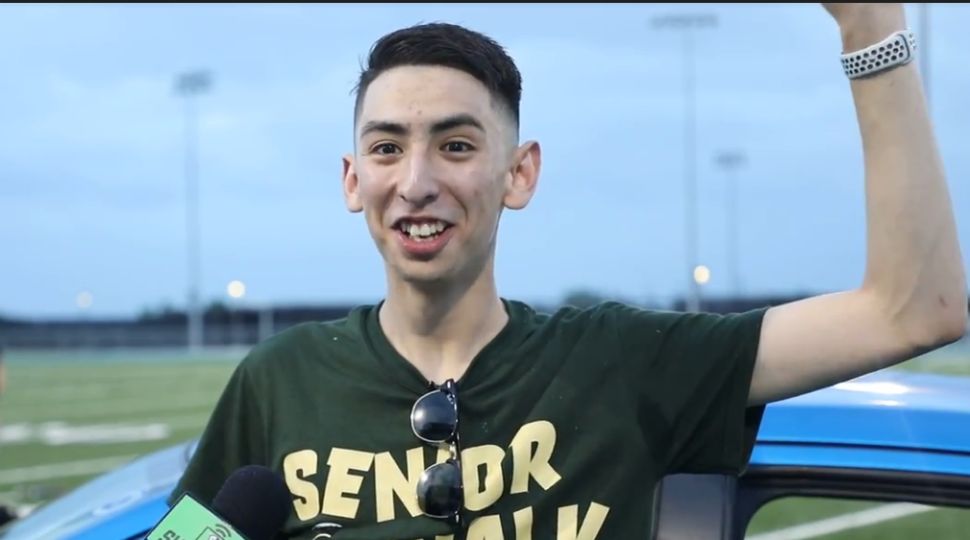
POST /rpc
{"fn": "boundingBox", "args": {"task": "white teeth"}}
[401,220,448,239]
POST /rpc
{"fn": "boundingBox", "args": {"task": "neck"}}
[379,259,508,384]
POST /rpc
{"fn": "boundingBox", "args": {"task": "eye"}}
[442,141,474,153]
[371,143,401,155]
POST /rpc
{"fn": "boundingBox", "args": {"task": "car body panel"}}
[0,443,189,540]
[752,371,970,477]
[757,371,970,458]
[751,444,970,478]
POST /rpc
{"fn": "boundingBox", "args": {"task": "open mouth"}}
[394,219,453,243]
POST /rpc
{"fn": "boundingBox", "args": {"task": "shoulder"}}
[236,305,375,374]
[508,299,767,350]
[508,299,676,326]
[574,300,767,329]
[502,298,674,340]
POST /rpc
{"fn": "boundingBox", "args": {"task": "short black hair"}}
[354,22,522,132]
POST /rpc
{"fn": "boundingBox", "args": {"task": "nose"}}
[398,152,439,207]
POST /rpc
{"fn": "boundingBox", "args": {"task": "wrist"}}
[839,10,907,52]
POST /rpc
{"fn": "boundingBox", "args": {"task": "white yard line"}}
[748,502,936,540]
[1,413,209,446]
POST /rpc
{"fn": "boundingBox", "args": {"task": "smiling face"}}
[343,65,541,290]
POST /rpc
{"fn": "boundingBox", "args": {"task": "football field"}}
[1,347,969,538]
[0,352,236,509]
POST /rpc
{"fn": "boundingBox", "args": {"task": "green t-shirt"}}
[168,299,767,540]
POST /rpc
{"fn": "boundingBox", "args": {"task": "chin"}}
[396,263,455,288]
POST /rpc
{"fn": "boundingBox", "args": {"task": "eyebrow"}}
[359,113,486,140]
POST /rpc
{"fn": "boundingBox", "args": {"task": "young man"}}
[169,4,966,539]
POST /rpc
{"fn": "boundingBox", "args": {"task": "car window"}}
[745,496,970,539]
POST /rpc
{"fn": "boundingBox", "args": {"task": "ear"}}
[342,154,363,213]
[503,140,541,210]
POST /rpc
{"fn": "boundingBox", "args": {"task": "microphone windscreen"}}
[211,465,291,540]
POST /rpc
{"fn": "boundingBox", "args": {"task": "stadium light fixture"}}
[650,12,718,312]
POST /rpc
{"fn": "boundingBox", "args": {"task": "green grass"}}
[819,507,970,539]
[0,353,238,506]
[746,497,970,539]
[747,497,883,534]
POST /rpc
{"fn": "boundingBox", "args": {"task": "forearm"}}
[842,9,967,345]
[747,6,966,406]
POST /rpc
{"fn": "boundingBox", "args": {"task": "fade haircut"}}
[353,22,523,134]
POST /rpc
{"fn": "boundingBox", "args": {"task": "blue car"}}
[2,370,970,539]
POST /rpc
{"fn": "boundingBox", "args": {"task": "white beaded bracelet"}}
[841,30,917,80]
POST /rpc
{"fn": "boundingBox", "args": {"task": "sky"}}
[1,3,968,319]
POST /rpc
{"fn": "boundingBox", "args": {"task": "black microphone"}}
[147,465,290,540]
[211,465,291,540]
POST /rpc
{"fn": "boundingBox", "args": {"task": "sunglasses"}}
[410,378,464,526]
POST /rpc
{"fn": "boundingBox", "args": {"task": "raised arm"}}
[748,3,967,406]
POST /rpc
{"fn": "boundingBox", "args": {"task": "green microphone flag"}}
[146,493,243,540]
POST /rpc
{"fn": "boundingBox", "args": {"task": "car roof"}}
[757,370,970,457]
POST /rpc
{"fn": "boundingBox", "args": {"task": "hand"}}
[821,3,907,51]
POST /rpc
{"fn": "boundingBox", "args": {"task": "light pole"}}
[919,3,930,109]
[651,13,718,312]
[175,70,212,353]
[715,150,746,298]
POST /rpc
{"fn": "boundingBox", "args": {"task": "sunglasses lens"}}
[417,460,462,518]
[412,391,457,442]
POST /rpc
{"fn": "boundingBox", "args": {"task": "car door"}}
[734,464,970,540]
[651,464,970,540]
